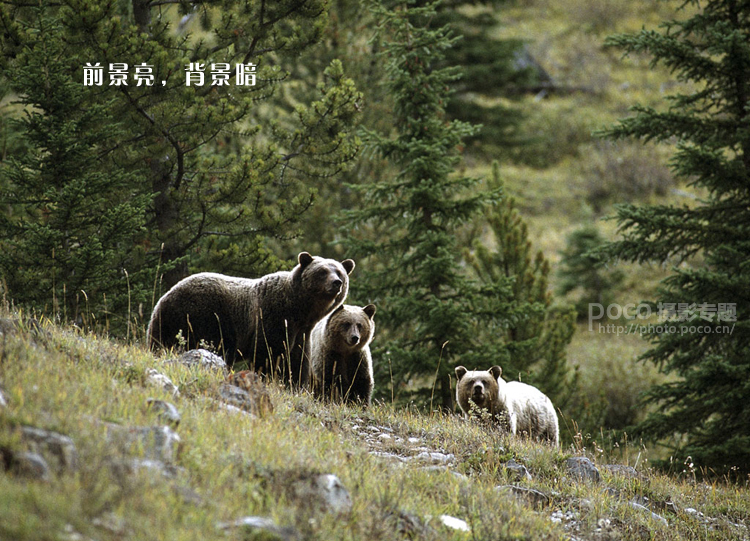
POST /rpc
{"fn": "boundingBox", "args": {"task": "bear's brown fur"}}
[147,252,355,386]
[310,304,376,405]
[455,366,507,425]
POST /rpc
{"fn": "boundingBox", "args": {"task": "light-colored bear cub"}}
[455,365,559,446]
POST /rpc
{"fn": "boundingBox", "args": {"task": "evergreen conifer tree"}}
[342,2,511,410]
[0,10,150,332]
[601,0,750,474]
[286,0,538,255]
[0,0,361,331]
[466,162,576,404]
[558,225,624,320]
[432,1,541,152]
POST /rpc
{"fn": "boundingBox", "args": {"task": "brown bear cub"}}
[147,252,355,386]
[310,304,376,406]
[454,366,506,426]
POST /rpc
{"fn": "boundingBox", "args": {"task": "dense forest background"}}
[1,0,748,476]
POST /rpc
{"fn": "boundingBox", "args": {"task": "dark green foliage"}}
[341,2,495,410]
[433,1,541,153]
[467,162,576,405]
[558,225,624,319]
[0,10,150,333]
[600,0,750,475]
[341,3,572,413]
[0,0,362,332]
[289,0,537,256]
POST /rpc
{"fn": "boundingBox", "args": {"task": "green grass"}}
[0,316,748,541]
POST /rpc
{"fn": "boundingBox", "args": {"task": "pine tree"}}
[467,162,576,404]
[0,10,150,333]
[0,0,361,330]
[558,225,624,320]
[600,0,750,475]
[341,2,504,410]
[286,0,538,256]
[432,1,541,152]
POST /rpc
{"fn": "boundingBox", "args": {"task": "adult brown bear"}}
[147,252,355,386]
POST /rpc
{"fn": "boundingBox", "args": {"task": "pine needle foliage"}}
[599,0,750,476]
[341,1,502,411]
[558,225,624,320]
[0,0,362,332]
[432,0,537,153]
[0,9,151,332]
[467,162,576,405]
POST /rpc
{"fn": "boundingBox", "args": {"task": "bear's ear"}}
[341,259,355,275]
[455,366,467,381]
[331,304,345,316]
[363,304,376,319]
[489,366,502,380]
[298,252,314,267]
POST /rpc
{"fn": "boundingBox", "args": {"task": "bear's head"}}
[327,304,376,353]
[293,252,355,318]
[455,365,502,417]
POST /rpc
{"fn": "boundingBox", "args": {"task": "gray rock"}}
[20,426,78,472]
[420,466,469,481]
[110,457,182,479]
[217,516,299,541]
[146,398,181,426]
[105,424,180,463]
[292,473,352,514]
[495,484,550,509]
[412,451,454,465]
[683,507,705,520]
[602,464,642,479]
[217,385,255,415]
[370,451,408,463]
[0,318,17,336]
[218,383,252,407]
[60,523,95,541]
[145,368,179,396]
[11,451,51,481]
[214,401,250,416]
[630,502,668,526]
[438,514,470,532]
[550,509,579,525]
[0,387,7,408]
[177,349,227,370]
[91,512,128,535]
[502,459,532,481]
[218,371,274,417]
[566,456,600,482]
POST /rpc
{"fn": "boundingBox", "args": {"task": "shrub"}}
[582,140,674,213]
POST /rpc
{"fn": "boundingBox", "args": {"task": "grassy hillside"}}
[1,315,748,541]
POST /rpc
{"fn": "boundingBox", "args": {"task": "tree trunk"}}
[151,158,188,291]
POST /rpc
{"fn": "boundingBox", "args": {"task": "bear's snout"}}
[472,382,485,398]
[327,277,344,295]
[347,332,361,346]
